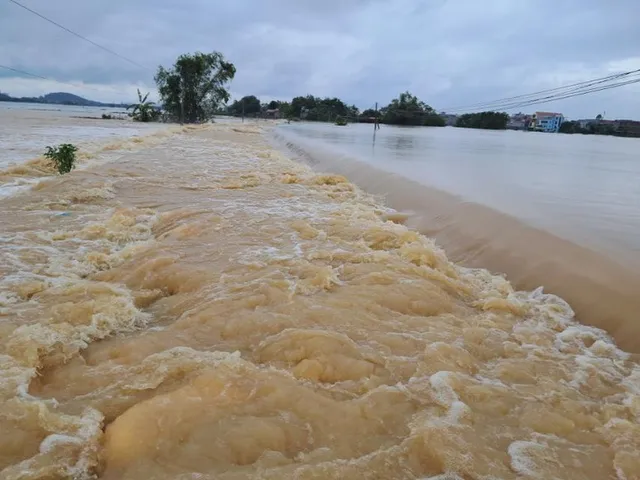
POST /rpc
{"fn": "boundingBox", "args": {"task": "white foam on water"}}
[1,124,639,479]
[508,440,548,477]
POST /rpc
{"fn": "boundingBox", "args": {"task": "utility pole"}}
[180,77,185,125]
[374,102,380,131]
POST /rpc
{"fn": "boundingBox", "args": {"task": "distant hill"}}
[0,91,127,108]
[42,92,103,106]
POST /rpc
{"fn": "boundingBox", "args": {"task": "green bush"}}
[455,111,509,130]
[423,114,446,127]
[43,144,78,174]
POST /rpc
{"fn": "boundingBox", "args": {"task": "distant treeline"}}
[226,92,516,130]
[2,62,510,132]
[227,91,447,127]
[559,120,640,138]
[227,95,359,122]
[455,111,510,130]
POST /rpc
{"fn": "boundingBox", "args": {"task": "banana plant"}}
[128,89,159,122]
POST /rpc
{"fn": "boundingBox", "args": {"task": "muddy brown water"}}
[0,122,638,479]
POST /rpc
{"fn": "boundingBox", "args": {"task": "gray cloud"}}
[1,0,639,118]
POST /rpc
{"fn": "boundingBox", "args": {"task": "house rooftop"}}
[535,111,562,116]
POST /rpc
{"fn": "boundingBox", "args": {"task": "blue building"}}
[533,111,564,132]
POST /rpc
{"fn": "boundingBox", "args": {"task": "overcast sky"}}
[1,0,639,118]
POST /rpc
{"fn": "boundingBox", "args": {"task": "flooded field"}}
[0,104,168,197]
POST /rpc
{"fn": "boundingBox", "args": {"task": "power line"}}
[443,69,639,111]
[7,0,148,70]
[489,76,640,112]
[0,63,131,96]
[464,74,640,112]
[364,74,640,119]
[442,68,640,113]
[443,73,640,113]
[0,64,48,81]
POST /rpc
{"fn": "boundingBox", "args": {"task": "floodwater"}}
[274,123,640,356]
[0,105,169,198]
[275,123,640,268]
[0,111,638,479]
[0,103,165,168]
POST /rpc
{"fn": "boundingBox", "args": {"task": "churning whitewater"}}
[0,123,638,479]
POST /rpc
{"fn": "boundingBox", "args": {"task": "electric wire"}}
[7,0,148,70]
[442,69,640,113]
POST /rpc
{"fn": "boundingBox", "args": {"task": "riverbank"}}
[1,123,638,479]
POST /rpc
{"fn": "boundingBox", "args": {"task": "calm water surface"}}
[278,122,640,267]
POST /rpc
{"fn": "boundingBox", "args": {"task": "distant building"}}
[577,118,617,128]
[507,112,532,130]
[263,108,280,119]
[576,119,594,129]
[532,111,564,132]
[507,118,526,130]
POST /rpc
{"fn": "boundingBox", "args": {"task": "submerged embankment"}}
[0,123,638,479]
[272,128,640,354]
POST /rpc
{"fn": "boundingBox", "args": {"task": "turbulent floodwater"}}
[0,120,639,479]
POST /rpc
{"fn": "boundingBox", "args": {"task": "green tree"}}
[455,111,509,130]
[559,121,579,134]
[155,51,236,123]
[381,92,442,126]
[127,89,158,122]
[318,97,352,121]
[278,101,292,118]
[289,95,355,121]
[359,109,379,123]
[268,100,279,110]
[229,95,261,116]
[591,122,615,135]
[423,114,446,127]
[290,95,318,118]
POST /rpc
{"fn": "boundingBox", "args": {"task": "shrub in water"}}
[43,144,78,175]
